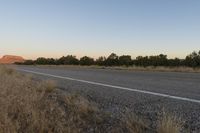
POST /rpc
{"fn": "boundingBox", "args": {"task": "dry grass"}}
[0,65,183,133]
[157,112,182,133]
[42,80,57,93]
[29,65,200,73]
[100,66,200,73]
[118,112,150,133]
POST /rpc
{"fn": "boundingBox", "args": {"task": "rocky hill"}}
[0,55,25,64]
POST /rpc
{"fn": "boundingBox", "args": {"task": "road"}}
[15,65,200,131]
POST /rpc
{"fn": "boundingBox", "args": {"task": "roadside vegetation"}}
[16,50,200,69]
[0,65,183,133]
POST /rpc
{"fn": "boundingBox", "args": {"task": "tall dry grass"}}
[157,112,182,133]
[0,65,182,133]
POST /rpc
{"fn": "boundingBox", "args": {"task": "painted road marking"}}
[17,69,200,104]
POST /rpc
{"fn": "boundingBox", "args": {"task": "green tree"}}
[167,58,182,66]
[96,56,106,66]
[23,60,35,65]
[35,57,48,65]
[57,55,79,65]
[119,55,132,66]
[80,56,94,65]
[135,56,149,67]
[105,53,119,66]
[149,54,168,66]
[185,51,200,67]
[35,58,56,65]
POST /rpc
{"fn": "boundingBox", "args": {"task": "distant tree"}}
[80,56,94,65]
[149,54,168,66]
[34,57,56,65]
[135,54,168,67]
[135,56,149,67]
[158,54,168,66]
[14,50,200,68]
[57,55,79,65]
[35,57,48,65]
[46,58,56,65]
[14,62,23,65]
[184,51,200,67]
[56,56,65,65]
[167,58,182,66]
[23,60,35,65]
[119,55,132,66]
[95,56,106,66]
[105,53,119,66]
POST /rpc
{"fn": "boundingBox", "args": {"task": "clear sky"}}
[0,0,199,59]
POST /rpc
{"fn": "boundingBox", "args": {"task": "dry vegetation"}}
[116,66,200,73]
[0,65,182,133]
[157,112,182,133]
[33,65,200,73]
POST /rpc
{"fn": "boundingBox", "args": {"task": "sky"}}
[0,0,200,59]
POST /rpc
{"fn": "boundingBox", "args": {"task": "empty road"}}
[15,65,200,131]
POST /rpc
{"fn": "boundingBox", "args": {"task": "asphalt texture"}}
[15,65,200,132]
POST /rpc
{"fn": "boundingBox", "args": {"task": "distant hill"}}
[0,55,25,64]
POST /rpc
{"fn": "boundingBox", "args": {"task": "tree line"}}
[16,50,200,67]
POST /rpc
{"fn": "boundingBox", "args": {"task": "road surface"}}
[15,65,200,131]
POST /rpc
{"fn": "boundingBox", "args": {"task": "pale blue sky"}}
[0,0,200,59]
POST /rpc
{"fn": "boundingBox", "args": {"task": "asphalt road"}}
[15,65,200,132]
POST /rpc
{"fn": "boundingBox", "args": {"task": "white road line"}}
[17,69,200,104]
